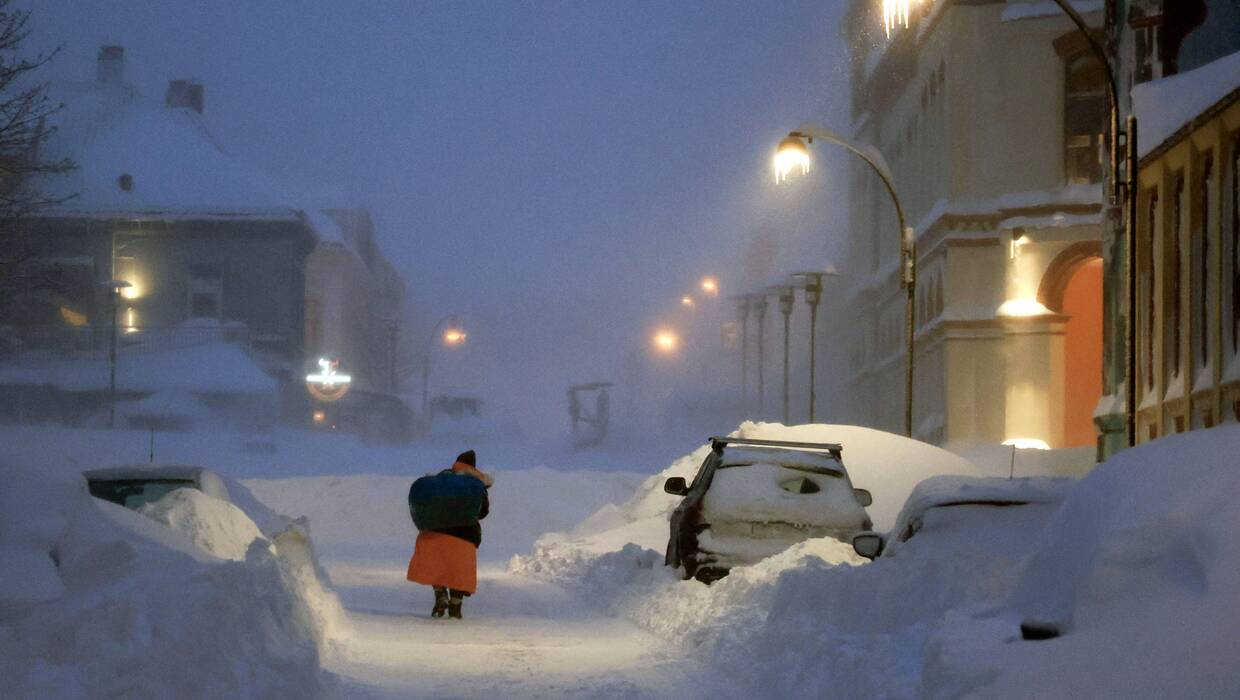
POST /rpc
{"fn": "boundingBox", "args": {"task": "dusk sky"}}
[30,1,858,435]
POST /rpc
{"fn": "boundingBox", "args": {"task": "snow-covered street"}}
[324,563,702,700]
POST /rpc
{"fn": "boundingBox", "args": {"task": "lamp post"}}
[769,284,796,425]
[790,270,837,423]
[750,293,768,416]
[421,315,466,423]
[730,295,751,409]
[776,124,915,437]
[102,279,131,429]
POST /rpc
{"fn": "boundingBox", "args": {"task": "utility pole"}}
[792,270,833,424]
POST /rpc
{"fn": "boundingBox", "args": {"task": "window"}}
[1193,154,1214,370]
[188,263,223,320]
[1143,188,1158,390]
[1166,175,1185,382]
[1064,52,1106,184]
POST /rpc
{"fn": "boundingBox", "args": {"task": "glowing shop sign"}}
[306,357,352,402]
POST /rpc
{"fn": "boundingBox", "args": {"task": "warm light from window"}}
[124,307,139,333]
[312,410,326,425]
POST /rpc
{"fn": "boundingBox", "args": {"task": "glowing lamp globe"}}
[774,134,811,183]
[652,329,680,354]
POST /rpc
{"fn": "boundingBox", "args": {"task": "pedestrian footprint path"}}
[324,562,701,699]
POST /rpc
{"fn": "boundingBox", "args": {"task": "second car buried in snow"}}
[664,436,873,583]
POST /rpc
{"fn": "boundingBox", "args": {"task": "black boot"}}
[431,587,449,618]
[447,590,463,620]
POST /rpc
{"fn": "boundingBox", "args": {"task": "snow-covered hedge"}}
[0,463,341,698]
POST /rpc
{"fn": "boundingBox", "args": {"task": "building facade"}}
[0,46,414,437]
[1114,1,1240,444]
[837,0,1110,452]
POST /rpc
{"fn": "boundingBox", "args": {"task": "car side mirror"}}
[663,477,688,496]
[852,532,884,560]
[852,488,873,507]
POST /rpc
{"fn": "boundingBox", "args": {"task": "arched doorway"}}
[1039,242,1104,448]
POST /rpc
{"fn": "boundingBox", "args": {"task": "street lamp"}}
[102,279,131,428]
[700,277,720,297]
[768,284,796,425]
[680,295,696,309]
[790,269,838,424]
[730,295,751,408]
[749,293,769,416]
[652,328,680,354]
[776,124,915,437]
[422,315,466,422]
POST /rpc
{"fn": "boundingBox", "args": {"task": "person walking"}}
[406,450,493,619]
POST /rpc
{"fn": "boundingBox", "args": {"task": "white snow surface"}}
[700,463,867,531]
[515,422,1240,698]
[0,461,341,698]
[1133,48,1240,158]
[138,487,269,561]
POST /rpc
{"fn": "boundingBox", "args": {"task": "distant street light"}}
[768,284,796,425]
[700,277,719,296]
[422,315,466,421]
[680,295,696,309]
[652,328,680,354]
[776,124,914,437]
[102,279,131,428]
[791,269,837,424]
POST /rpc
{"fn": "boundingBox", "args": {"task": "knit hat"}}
[455,449,476,467]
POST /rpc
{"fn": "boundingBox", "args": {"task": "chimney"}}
[165,79,205,114]
[97,45,125,84]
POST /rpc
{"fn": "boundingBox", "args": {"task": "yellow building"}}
[1131,49,1240,440]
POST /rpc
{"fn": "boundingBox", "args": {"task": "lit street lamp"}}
[776,124,914,437]
[652,328,680,354]
[102,279,131,428]
[422,315,466,422]
[768,284,796,425]
[700,276,719,297]
[680,295,696,310]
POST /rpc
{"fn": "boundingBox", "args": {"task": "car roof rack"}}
[709,436,843,456]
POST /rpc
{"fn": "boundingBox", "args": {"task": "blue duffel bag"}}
[408,470,487,531]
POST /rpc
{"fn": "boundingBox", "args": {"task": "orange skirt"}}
[406,531,477,594]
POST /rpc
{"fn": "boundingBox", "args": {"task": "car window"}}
[88,478,198,510]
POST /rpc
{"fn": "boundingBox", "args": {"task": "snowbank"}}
[517,421,1240,698]
[0,463,340,698]
[138,487,269,560]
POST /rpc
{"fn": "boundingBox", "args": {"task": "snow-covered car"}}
[664,436,873,583]
[851,475,1074,560]
[83,464,231,510]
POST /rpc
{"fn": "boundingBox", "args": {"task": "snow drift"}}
[516,421,1240,698]
[0,463,341,698]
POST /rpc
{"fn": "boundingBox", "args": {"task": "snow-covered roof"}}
[37,80,305,221]
[1133,49,1240,160]
[0,340,277,394]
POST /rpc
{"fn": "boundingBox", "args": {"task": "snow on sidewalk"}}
[322,563,709,700]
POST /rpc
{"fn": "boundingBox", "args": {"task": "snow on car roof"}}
[720,447,845,475]
[891,475,1074,534]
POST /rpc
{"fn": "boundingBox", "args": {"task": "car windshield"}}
[88,478,198,510]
